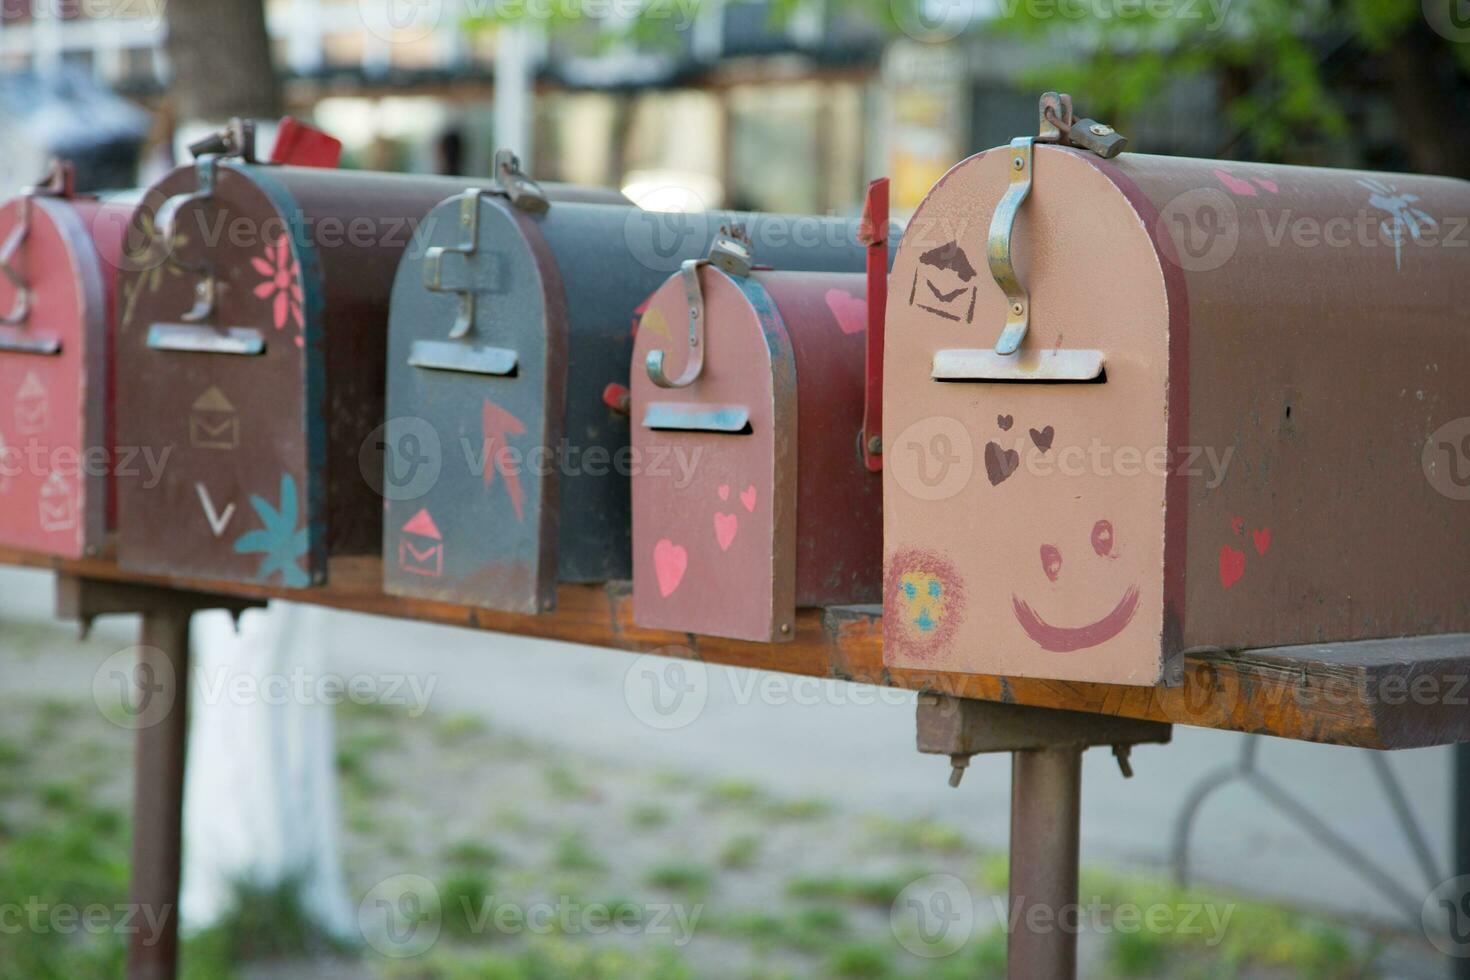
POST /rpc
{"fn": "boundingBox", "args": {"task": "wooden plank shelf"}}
[4,546,1467,750]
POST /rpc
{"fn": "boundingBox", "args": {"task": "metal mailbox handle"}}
[985,92,1126,356]
[0,162,82,347]
[645,226,754,389]
[152,156,221,325]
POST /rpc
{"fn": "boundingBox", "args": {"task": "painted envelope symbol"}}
[14,370,48,436]
[909,241,979,324]
[189,386,239,450]
[398,508,443,578]
[38,471,76,532]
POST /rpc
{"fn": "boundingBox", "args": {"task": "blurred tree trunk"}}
[1379,18,1470,178]
[165,0,281,124]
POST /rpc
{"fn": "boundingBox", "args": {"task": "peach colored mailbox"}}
[631,230,883,642]
[883,96,1470,686]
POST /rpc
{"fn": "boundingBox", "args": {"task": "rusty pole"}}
[1008,746,1083,980]
[127,608,192,980]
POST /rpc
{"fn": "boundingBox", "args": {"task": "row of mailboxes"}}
[382,189,895,614]
[3,98,1468,687]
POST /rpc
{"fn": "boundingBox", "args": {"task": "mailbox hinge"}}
[492,149,550,214]
[187,118,257,163]
[988,92,1126,355]
[646,223,752,390]
[0,160,79,331]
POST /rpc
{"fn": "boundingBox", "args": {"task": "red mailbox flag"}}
[268,118,343,169]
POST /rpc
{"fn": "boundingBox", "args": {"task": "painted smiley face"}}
[1012,519,1140,653]
[898,571,948,634]
[884,549,966,662]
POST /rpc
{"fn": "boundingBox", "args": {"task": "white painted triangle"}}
[196,482,236,538]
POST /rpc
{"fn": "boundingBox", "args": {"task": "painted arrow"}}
[195,482,236,537]
[482,397,527,522]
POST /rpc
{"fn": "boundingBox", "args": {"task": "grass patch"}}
[825,941,893,978]
[628,803,671,829]
[439,871,493,939]
[718,833,762,870]
[552,832,607,875]
[785,871,922,908]
[380,940,695,980]
[864,816,971,856]
[443,839,503,870]
[644,861,714,895]
[544,764,594,801]
[188,874,348,963]
[434,713,489,747]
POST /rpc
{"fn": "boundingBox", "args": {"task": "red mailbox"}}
[630,221,885,642]
[0,164,129,558]
[883,94,1470,686]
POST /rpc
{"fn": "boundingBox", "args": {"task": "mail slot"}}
[0,163,130,558]
[116,130,621,587]
[630,230,884,641]
[883,93,1470,686]
[383,195,894,613]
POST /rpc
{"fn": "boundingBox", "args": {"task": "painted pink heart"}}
[714,512,738,551]
[717,484,730,501]
[1214,169,1257,197]
[740,485,757,512]
[653,539,688,597]
[1254,178,1278,194]
[1219,545,1246,590]
[1252,528,1271,556]
[824,288,866,335]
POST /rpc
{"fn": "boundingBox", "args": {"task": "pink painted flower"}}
[251,234,304,342]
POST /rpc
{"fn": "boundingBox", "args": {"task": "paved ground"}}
[0,566,1456,945]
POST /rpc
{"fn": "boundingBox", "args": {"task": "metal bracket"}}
[154,156,221,325]
[646,224,752,390]
[916,693,1171,787]
[55,573,265,640]
[985,92,1127,355]
[493,149,549,214]
[187,118,256,163]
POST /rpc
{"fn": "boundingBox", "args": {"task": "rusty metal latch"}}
[493,149,549,214]
[987,92,1126,355]
[154,156,220,324]
[646,224,752,389]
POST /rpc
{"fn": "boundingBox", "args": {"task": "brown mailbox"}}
[115,127,614,588]
[630,225,884,642]
[883,94,1470,686]
[0,164,129,558]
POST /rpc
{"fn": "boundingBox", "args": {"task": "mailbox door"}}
[117,161,326,587]
[883,145,1170,685]
[382,193,566,613]
[0,196,118,558]
[632,268,797,642]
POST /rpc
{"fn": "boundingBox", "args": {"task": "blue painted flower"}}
[233,473,310,587]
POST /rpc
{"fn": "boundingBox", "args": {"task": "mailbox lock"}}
[986,92,1126,355]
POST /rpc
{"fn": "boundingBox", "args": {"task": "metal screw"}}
[1012,155,1025,171]
[948,754,970,788]
[866,435,882,455]
[1112,744,1134,778]
[779,623,791,635]
[1090,123,1114,136]
[1010,301,1024,316]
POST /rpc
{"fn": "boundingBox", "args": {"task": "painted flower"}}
[1358,178,1437,271]
[252,234,304,343]
[120,210,186,330]
[233,472,310,588]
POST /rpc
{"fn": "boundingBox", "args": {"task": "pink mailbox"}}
[0,164,129,558]
[630,197,889,641]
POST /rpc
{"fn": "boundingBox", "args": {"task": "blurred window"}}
[1,0,30,24]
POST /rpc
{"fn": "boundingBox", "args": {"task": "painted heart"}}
[740,485,757,512]
[997,414,1013,431]
[653,539,688,597]
[1214,169,1257,197]
[1254,177,1279,194]
[714,512,738,551]
[717,484,730,501]
[825,288,866,335]
[984,441,1019,486]
[1219,545,1246,590]
[1252,528,1271,556]
[1029,425,1054,453]
[1230,516,1245,536]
